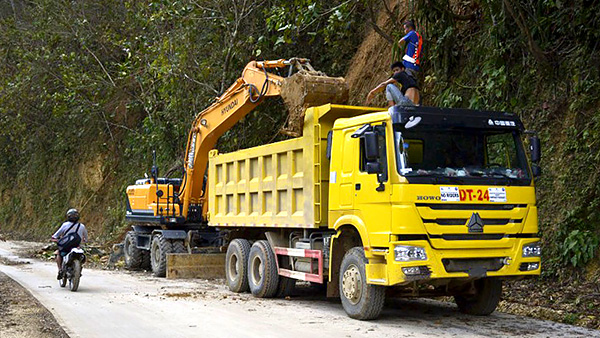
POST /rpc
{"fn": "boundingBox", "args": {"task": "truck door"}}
[353,123,392,246]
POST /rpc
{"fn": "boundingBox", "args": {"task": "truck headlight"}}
[394,245,427,262]
[522,242,541,257]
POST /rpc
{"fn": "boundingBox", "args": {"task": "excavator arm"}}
[125,58,348,224]
[179,59,289,220]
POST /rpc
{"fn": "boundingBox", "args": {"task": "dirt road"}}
[0,240,598,338]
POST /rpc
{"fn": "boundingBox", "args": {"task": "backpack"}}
[57,223,82,253]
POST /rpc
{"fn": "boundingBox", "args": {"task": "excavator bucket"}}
[280,71,349,137]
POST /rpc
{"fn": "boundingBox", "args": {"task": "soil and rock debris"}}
[1,239,599,338]
[0,271,69,338]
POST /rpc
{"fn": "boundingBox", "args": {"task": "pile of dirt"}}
[280,72,349,137]
[0,272,68,338]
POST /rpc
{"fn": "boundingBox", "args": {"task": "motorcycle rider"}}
[51,208,88,279]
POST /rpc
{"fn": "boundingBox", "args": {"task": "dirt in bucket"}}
[280,71,349,137]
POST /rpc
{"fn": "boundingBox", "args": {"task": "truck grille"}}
[421,218,522,226]
[415,203,529,248]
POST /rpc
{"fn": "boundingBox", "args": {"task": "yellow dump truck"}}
[209,104,542,319]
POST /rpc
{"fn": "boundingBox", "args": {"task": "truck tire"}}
[226,239,251,293]
[275,256,295,297]
[124,231,144,270]
[150,234,173,277]
[339,247,385,320]
[454,278,502,316]
[276,277,296,298]
[248,240,279,298]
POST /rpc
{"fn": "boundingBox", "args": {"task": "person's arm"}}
[366,78,397,104]
[82,226,88,243]
[398,31,413,47]
[51,224,65,242]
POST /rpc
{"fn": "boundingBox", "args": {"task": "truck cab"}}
[326,105,541,316]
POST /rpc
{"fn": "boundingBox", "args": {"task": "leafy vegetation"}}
[0,0,598,278]
[406,0,600,273]
[0,0,365,241]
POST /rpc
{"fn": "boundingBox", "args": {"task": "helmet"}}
[66,208,80,222]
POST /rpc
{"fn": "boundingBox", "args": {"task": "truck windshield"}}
[394,128,531,186]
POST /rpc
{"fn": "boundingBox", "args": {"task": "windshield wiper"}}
[486,172,520,185]
[404,173,467,184]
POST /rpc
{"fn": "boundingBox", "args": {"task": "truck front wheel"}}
[339,247,385,320]
[454,278,502,315]
[248,240,279,298]
[226,239,251,293]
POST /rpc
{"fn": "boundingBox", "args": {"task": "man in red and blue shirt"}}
[398,21,423,80]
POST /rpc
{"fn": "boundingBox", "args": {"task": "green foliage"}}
[0,0,366,241]
[413,0,600,272]
[560,230,599,268]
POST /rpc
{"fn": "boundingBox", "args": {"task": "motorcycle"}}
[59,247,86,291]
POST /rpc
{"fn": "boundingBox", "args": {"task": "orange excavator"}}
[122,58,349,276]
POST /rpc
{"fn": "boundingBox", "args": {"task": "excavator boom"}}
[126,58,348,224]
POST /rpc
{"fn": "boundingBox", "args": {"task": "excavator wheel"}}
[124,231,144,270]
[150,234,173,277]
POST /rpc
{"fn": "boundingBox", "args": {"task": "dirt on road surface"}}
[0,240,599,338]
[0,271,69,338]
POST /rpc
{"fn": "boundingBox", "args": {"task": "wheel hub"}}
[229,254,239,279]
[342,264,362,305]
[251,256,263,286]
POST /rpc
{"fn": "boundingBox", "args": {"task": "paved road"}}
[0,240,598,338]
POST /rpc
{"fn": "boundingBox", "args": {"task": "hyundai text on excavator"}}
[124,58,543,320]
[123,58,349,277]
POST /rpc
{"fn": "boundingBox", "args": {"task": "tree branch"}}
[366,2,394,44]
[502,0,548,65]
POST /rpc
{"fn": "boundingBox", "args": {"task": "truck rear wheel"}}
[226,239,251,293]
[454,278,502,315]
[124,231,144,270]
[248,240,279,298]
[150,234,173,277]
[339,247,385,320]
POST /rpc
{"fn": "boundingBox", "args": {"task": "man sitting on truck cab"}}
[366,62,420,107]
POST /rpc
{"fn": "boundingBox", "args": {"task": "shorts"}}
[55,249,69,257]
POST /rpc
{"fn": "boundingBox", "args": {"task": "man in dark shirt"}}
[366,61,420,106]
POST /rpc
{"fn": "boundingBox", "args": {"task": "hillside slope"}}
[0,1,598,280]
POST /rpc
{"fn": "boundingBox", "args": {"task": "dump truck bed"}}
[208,104,383,229]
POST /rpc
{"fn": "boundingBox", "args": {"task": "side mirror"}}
[531,165,542,177]
[365,162,382,174]
[364,132,379,161]
[529,136,541,163]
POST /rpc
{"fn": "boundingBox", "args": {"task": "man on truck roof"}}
[366,61,420,106]
[398,20,423,80]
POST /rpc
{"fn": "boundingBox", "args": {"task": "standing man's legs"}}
[405,68,419,80]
